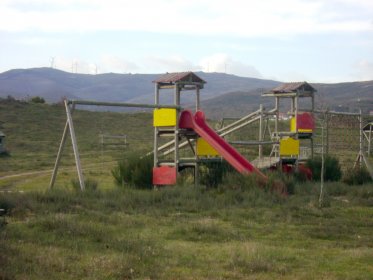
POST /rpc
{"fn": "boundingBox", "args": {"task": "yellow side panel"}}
[290,117,296,132]
[279,137,299,156]
[196,138,219,156]
[153,109,177,127]
[290,117,313,133]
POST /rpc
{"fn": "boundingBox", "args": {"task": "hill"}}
[0,68,279,105]
[1,67,372,119]
[202,81,373,118]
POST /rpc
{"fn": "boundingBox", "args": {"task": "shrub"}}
[199,160,234,188]
[30,96,45,103]
[343,167,372,185]
[112,154,153,189]
[0,196,15,215]
[306,155,342,182]
[71,177,98,191]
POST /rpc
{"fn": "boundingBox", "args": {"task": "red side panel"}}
[297,113,314,131]
[179,110,267,181]
[153,166,177,185]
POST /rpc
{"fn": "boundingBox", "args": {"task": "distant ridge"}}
[0,67,372,118]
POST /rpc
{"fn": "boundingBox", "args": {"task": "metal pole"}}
[49,103,75,189]
[65,100,85,191]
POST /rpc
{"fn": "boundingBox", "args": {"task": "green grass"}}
[2,99,373,279]
[1,183,373,279]
[0,99,154,177]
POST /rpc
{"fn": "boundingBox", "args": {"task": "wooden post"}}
[174,83,180,181]
[359,109,363,167]
[295,94,299,170]
[196,86,200,111]
[259,104,263,159]
[65,100,85,191]
[154,83,159,168]
[195,86,200,187]
[49,103,75,189]
[368,124,372,156]
[319,112,325,207]
[275,97,279,137]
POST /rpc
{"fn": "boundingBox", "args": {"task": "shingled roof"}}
[270,82,316,94]
[153,72,206,85]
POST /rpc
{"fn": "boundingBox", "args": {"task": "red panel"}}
[153,166,177,185]
[297,113,315,130]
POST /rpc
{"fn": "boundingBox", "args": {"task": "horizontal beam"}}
[229,140,278,146]
[68,100,182,110]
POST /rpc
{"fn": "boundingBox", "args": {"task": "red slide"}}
[179,110,267,180]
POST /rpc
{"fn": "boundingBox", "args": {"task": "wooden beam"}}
[65,100,85,191]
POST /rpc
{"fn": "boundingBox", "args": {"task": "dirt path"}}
[0,169,53,180]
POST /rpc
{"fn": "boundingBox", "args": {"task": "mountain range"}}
[0,67,372,119]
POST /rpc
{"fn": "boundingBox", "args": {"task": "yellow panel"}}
[290,117,296,132]
[298,128,313,133]
[291,116,313,133]
[279,137,299,156]
[153,109,177,127]
[196,138,219,156]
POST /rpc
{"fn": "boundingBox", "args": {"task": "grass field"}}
[1,182,373,279]
[1,99,373,279]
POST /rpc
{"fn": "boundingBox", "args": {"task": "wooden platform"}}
[252,157,280,169]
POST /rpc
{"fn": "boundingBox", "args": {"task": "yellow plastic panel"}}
[290,117,296,132]
[290,116,313,133]
[279,137,299,156]
[196,138,219,156]
[153,109,177,127]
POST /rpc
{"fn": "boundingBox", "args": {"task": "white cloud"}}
[199,53,262,78]
[146,55,200,73]
[0,0,371,36]
[100,55,138,73]
[353,60,373,81]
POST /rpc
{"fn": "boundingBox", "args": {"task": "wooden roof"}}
[263,82,316,97]
[153,72,206,85]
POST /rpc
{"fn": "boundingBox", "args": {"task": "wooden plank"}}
[49,104,75,189]
[65,100,85,191]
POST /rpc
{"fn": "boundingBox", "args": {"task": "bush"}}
[343,167,372,185]
[30,96,45,103]
[306,155,342,182]
[71,177,98,191]
[199,160,234,188]
[112,154,153,189]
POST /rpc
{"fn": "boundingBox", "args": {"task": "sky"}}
[0,0,372,82]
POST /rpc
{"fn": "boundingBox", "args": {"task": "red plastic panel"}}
[297,113,315,131]
[153,166,177,185]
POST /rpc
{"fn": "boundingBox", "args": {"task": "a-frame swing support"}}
[49,99,181,191]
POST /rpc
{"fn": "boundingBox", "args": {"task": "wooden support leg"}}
[49,103,75,189]
[65,100,85,191]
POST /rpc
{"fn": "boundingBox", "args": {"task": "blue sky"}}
[0,0,372,82]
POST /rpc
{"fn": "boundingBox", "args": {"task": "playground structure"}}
[50,72,373,190]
